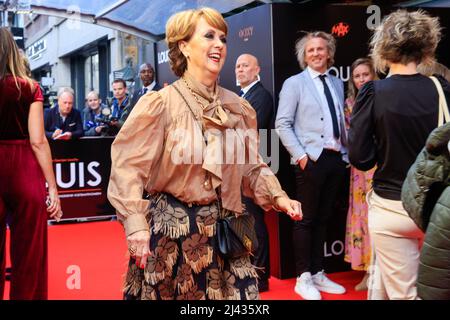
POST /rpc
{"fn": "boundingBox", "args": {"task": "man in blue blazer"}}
[275,31,348,300]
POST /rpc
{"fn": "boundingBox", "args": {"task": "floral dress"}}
[110,74,287,300]
[123,193,260,300]
[344,98,375,271]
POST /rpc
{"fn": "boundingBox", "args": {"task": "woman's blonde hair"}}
[295,31,336,70]
[347,57,377,100]
[0,27,34,93]
[370,9,441,74]
[165,7,228,77]
[86,90,100,100]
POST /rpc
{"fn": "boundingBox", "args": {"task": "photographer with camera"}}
[105,79,131,136]
[82,91,109,136]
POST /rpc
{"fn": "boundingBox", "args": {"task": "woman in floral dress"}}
[344,58,377,290]
[107,7,302,300]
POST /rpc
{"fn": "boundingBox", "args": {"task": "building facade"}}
[24,14,155,109]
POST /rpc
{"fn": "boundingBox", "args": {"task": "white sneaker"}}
[294,272,322,300]
[312,270,346,294]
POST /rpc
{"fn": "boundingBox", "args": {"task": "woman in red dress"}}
[0,27,62,300]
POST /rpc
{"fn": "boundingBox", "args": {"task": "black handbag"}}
[216,210,259,259]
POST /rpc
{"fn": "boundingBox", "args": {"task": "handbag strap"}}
[429,76,450,126]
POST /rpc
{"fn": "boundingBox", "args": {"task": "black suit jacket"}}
[44,105,84,139]
[242,81,274,130]
[130,83,161,109]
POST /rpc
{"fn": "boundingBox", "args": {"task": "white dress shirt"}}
[240,79,260,96]
[307,66,342,153]
[143,80,156,93]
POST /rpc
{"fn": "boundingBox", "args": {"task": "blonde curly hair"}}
[370,10,441,74]
[165,7,228,77]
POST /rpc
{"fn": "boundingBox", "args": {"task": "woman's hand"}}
[274,196,303,221]
[47,187,62,222]
[127,230,151,269]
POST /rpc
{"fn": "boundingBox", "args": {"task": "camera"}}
[95,107,119,135]
[97,107,118,125]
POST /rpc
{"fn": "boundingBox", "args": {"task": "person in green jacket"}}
[402,122,450,300]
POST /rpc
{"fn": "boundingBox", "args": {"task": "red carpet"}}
[260,271,367,300]
[3,221,367,300]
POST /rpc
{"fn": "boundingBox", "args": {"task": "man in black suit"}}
[235,53,274,292]
[130,63,160,109]
[44,87,83,140]
[235,54,274,130]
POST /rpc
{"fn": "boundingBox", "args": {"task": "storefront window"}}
[84,53,100,98]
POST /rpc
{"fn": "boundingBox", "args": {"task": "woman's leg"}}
[8,143,48,300]
[0,198,6,300]
[368,191,423,300]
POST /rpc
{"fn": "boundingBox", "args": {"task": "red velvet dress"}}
[0,75,48,299]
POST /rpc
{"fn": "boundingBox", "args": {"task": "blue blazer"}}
[275,69,347,163]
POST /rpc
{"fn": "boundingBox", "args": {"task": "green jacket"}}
[402,122,450,300]
[106,94,132,135]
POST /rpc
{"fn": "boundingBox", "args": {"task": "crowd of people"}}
[42,63,160,140]
[1,6,450,301]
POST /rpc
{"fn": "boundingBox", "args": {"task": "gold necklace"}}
[181,78,213,191]
[182,78,205,110]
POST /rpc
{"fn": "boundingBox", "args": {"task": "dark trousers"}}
[243,197,270,282]
[293,149,346,276]
[0,140,48,300]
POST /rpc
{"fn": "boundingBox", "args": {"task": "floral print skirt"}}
[123,193,260,300]
[344,166,375,271]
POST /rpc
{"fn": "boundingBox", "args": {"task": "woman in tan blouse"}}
[107,7,302,300]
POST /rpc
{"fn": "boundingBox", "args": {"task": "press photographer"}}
[82,90,111,136]
[105,79,132,136]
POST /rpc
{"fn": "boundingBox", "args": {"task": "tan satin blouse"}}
[107,73,288,236]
